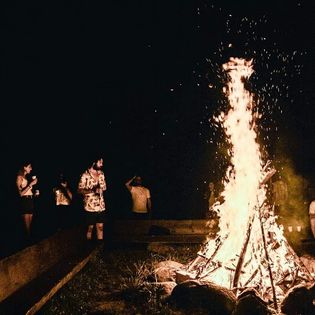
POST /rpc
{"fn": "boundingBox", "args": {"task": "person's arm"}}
[61,182,73,201]
[16,175,36,196]
[146,188,151,211]
[66,187,73,200]
[147,198,152,212]
[98,173,107,194]
[125,176,136,191]
[77,173,94,195]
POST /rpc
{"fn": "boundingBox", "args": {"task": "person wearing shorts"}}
[78,157,107,241]
[16,161,38,238]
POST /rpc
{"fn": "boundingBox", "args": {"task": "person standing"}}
[272,177,288,211]
[309,199,315,239]
[125,175,151,219]
[203,181,218,218]
[16,161,39,239]
[77,157,107,242]
[204,182,216,209]
[52,173,73,230]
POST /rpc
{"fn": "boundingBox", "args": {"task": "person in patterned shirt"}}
[77,157,107,241]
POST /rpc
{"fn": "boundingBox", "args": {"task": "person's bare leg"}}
[86,225,94,240]
[96,223,103,240]
[23,214,33,236]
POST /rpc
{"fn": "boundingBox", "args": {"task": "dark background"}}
[0,0,314,241]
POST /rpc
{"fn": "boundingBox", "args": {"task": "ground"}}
[36,236,315,315]
[38,243,200,315]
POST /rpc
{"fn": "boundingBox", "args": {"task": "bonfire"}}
[182,58,314,311]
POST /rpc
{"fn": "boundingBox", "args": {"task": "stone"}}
[153,260,185,282]
[280,283,315,315]
[170,279,236,315]
[233,288,272,315]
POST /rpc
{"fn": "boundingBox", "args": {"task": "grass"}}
[38,243,200,315]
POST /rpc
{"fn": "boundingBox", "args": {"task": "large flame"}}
[213,58,264,262]
[187,57,313,304]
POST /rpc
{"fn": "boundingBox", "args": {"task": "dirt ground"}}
[38,243,200,315]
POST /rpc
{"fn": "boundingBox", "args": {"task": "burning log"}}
[259,166,276,188]
[232,213,255,292]
[300,255,315,275]
[186,234,228,277]
[258,201,278,311]
[282,238,314,281]
[243,268,259,287]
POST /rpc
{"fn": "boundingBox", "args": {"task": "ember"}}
[183,58,314,311]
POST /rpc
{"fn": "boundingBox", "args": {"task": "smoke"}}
[273,156,310,242]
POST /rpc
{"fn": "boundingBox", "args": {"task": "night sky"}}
[1,0,315,219]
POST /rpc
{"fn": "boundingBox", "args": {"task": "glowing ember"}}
[185,57,313,308]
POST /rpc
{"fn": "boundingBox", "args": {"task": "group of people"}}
[15,157,152,245]
[15,158,315,251]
